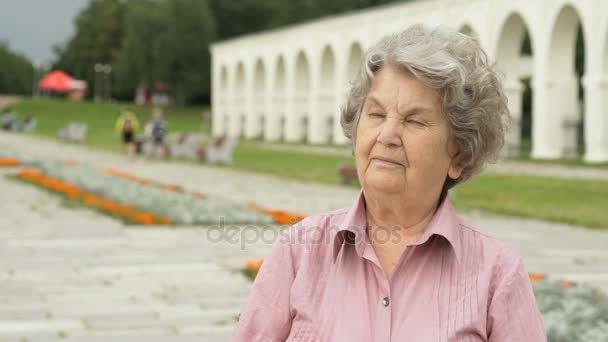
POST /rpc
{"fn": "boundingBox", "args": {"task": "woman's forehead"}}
[363,93,438,116]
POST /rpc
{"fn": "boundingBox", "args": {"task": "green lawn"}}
[11,98,208,152]
[231,143,353,184]
[455,174,608,229]
[8,97,608,229]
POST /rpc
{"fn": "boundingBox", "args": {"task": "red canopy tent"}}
[38,70,73,93]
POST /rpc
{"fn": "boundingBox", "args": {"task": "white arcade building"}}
[210,0,608,162]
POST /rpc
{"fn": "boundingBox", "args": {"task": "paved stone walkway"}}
[1,132,608,341]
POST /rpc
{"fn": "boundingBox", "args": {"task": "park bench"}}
[57,122,88,143]
[169,133,202,160]
[205,135,238,164]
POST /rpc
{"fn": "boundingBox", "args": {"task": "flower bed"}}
[2,152,304,226]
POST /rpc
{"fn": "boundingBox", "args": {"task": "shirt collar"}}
[331,189,463,264]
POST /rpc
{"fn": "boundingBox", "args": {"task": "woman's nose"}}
[377,116,402,147]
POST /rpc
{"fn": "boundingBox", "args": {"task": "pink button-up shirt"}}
[232,190,547,341]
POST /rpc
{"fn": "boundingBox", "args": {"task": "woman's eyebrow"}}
[400,106,434,116]
[364,95,385,111]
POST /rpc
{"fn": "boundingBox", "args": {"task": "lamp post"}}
[94,63,103,102]
[32,61,40,98]
[103,64,112,102]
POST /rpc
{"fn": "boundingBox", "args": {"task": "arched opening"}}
[319,45,336,144]
[458,24,477,38]
[335,42,364,144]
[346,42,364,84]
[274,56,286,142]
[252,59,265,139]
[234,62,246,138]
[546,5,585,158]
[294,51,310,142]
[496,12,534,156]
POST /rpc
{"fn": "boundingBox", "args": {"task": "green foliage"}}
[0,42,34,95]
[51,0,413,104]
[52,0,125,93]
[153,0,216,104]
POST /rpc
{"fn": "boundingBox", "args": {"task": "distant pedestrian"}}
[1,108,17,131]
[150,108,168,158]
[115,110,140,157]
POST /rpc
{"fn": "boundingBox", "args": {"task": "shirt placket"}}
[363,244,393,341]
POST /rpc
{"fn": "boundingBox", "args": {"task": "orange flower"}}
[249,203,305,224]
[100,200,116,212]
[64,160,79,166]
[245,259,264,280]
[529,273,545,283]
[18,169,43,182]
[115,204,136,218]
[157,216,173,225]
[134,212,155,225]
[0,158,20,167]
[246,259,263,270]
[84,194,101,207]
[562,280,576,288]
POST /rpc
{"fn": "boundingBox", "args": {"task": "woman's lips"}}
[371,157,403,167]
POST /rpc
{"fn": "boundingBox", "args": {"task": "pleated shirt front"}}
[231,190,547,342]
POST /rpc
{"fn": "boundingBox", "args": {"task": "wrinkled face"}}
[355,66,462,203]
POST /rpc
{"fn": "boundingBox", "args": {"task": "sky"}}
[0,0,90,64]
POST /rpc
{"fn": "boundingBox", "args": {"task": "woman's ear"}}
[447,144,463,180]
[448,161,463,180]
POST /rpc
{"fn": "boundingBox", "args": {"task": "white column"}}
[285,67,299,142]
[263,69,275,142]
[333,58,350,145]
[583,76,608,162]
[308,69,325,144]
[244,66,258,139]
[227,71,240,138]
[503,77,524,156]
[211,66,222,136]
[556,75,580,158]
[531,75,564,159]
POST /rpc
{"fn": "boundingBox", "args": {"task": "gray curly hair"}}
[340,24,510,189]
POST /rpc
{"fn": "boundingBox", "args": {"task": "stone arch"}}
[319,45,337,144]
[546,4,585,158]
[346,42,364,84]
[458,23,477,38]
[496,12,534,156]
[294,50,311,142]
[234,62,246,138]
[252,58,265,139]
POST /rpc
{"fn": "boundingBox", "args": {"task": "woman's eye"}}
[368,113,384,118]
[404,119,423,126]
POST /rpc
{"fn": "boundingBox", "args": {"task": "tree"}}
[0,41,34,95]
[113,0,165,100]
[153,0,216,104]
[52,0,125,97]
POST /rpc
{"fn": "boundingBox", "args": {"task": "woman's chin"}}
[363,174,404,193]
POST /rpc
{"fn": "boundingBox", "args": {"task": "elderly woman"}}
[231,25,546,341]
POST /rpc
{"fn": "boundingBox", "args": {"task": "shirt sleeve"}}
[230,231,296,342]
[487,253,547,342]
